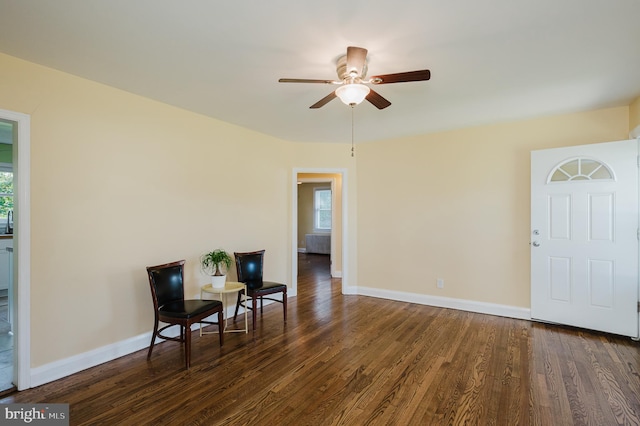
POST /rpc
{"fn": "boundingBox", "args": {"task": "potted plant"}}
[201,249,233,288]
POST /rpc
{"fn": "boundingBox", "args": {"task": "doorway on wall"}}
[0,118,15,394]
[292,170,347,298]
[0,109,30,392]
[298,181,331,267]
[531,139,639,338]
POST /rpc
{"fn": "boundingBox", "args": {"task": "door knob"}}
[532,241,540,247]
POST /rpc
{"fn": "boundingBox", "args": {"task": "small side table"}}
[200,281,248,334]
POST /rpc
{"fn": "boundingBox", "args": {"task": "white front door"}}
[531,139,639,337]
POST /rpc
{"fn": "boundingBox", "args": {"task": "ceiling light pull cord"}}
[351,104,355,157]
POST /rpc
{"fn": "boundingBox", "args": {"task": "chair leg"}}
[218,311,224,347]
[184,323,191,369]
[147,318,159,359]
[252,295,258,332]
[283,288,287,323]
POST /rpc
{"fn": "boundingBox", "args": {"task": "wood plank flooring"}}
[3,253,640,425]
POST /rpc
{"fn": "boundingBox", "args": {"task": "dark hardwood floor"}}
[3,253,640,425]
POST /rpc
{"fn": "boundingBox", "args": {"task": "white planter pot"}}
[211,275,226,289]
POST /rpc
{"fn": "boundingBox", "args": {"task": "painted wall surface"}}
[0,53,302,367]
[356,106,629,308]
[630,96,640,132]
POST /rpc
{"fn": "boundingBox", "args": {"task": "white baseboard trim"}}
[331,270,342,278]
[356,286,531,320]
[30,331,152,388]
[298,248,306,253]
[29,307,246,388]
[342,285,358,295]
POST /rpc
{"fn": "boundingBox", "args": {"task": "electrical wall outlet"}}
[437,278,444,289]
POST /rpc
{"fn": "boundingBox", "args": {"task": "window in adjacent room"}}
[0,165,12,234]
[314,187,331,231]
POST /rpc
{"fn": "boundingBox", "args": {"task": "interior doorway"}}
[297,180,332,274]
[0,119,13,393]
[0,108,31,392]
[291,169,347,298]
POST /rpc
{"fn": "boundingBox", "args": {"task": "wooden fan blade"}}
[310,91,337,109]
[279,78,338,84]
[346,46,368,76]
[366,89,391,110]
[369,69,431,84]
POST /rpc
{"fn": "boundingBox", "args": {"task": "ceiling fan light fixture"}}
[335,83,370,106]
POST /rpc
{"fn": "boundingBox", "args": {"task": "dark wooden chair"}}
[146,259,224,369]
[233,250,287,331]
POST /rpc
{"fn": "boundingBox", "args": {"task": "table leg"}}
[243,285,248,333]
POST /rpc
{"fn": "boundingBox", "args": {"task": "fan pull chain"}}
[351,105,355,157]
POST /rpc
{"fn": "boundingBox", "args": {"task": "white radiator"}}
[305,234,330,254]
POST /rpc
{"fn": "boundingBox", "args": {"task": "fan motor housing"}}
[336,55,368,81]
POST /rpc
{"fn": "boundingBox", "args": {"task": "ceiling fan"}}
[278,46,430,110]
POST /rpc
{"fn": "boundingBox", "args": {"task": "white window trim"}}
[546,156,615,183]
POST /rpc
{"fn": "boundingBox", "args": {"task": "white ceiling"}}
[1,0,639,144]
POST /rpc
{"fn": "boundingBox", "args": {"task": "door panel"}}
[549,256,571,301]
[531,139,639,337]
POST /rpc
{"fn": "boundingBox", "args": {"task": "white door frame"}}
[531,137,640,340]
[0,108,31,390]
[291,168,348,297]
[296,177,338,277]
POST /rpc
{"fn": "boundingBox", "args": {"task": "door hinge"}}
[638,301,640,313]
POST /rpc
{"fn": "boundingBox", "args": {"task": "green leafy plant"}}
[200,249,232,276]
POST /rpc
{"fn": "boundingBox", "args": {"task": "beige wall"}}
[357,106,630,308]
[0,53,358,368]
[630,96,640,132]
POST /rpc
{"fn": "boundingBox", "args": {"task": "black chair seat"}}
[245,280,287,292]
[160,299,223,319]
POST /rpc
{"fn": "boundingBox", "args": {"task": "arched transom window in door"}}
[547,157,614,183]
